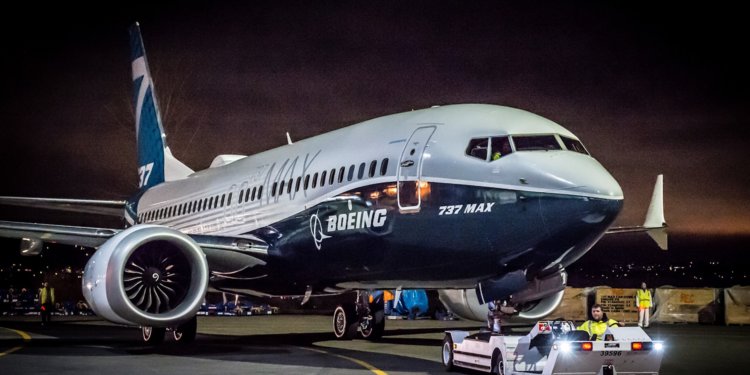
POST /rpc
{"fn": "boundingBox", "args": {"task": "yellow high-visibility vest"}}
[636,289,652,308]
[577,319,618,340]
[39,287,55,305]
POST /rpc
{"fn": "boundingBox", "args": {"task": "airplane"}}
[0,23,666,343]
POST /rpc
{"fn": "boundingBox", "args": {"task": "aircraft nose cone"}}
[582,164,623,199]
[516,152,623,199]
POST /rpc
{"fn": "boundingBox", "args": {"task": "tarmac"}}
[1,315,749,374]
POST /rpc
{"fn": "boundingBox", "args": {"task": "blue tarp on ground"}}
[392,289,429,318]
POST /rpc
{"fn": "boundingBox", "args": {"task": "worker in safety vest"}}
[577,303,618,340]
[39,281,55,326]
[636,282,652,328]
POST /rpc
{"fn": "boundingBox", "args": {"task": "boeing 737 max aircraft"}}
[0,24,666,343]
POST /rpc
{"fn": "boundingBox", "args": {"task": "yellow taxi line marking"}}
[0,327,31,358]
[298,346,388,375]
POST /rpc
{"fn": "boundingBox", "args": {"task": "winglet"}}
[643,174,665,228]
[644,174,668,250]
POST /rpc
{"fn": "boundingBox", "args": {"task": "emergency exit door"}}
[397,126,436,213]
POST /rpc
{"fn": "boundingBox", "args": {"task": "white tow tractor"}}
[442,320,664,375]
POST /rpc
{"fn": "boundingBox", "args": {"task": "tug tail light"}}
[631,342,654,351]
[580,342,593,351]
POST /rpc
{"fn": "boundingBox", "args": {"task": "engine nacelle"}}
[439,270,567,323]
[82,225,208,327]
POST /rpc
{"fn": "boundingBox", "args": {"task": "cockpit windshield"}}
[560,136,589,155]
[512,135,562,151]
[465,134,589,162]
[466,136,513,161]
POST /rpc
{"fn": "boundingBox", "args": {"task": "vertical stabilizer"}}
[129,23,193,191]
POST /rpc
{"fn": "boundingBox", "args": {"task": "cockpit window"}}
[512,135,562,151]
[466,138,489,161]
[490,136,513,161]
[560,136,589,155]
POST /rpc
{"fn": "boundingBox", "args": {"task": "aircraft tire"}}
[173,316,197,343]
[360,309,385,340]
[142,326,165,345]
[333,305,358,340]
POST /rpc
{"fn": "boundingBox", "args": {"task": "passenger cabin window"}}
[358,163,365,179]
[368,160,377,178]
[347,165,355,181]
[329,169,336,185]
[466,138,489,161]
[312,172,319,188]
[380,158,389,175]
[560,136,589,155]
[320,171,327,187]
[338,167,345,183]
[512,135,561,151]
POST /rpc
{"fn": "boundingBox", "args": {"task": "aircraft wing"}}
[606,174,668,250]
[0,220,269,263]
[0,220,120,248]
[0,196,127,217]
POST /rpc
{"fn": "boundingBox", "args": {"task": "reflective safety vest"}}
[577,319,618,340]
[39,287,55,305]
[636,289,652,308]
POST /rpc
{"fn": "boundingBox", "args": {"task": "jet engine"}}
[438,270,567,323]
[82,225,208,327]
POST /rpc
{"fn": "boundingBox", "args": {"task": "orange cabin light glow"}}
[418,181,431,197]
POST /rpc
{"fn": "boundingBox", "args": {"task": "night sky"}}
[1,2,748,236]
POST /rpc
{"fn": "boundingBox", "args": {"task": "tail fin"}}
[129,23,193,191]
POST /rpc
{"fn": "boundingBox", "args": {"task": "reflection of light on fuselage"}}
[384,184,397,197]
[381,181,430,198]
[418,181,431,199]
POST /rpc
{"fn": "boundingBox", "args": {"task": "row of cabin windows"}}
[267,158,390,197]
[137,158,390,223]
[138,191,236,223]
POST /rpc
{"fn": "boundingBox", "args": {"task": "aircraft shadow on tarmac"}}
[1,320,449,373]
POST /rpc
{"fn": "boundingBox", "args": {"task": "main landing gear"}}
[333,291,385,340]
[141,316,198,345]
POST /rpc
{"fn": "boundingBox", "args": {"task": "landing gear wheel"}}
[442,335,454,371]
[360,309,385,340]
[333,305,358,340]
[142,326,165,345]
[173,316,197,343]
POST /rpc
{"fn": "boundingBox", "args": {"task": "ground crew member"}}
[636,282,652,328]
[39,281,55,326]
[577,303,618,340]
